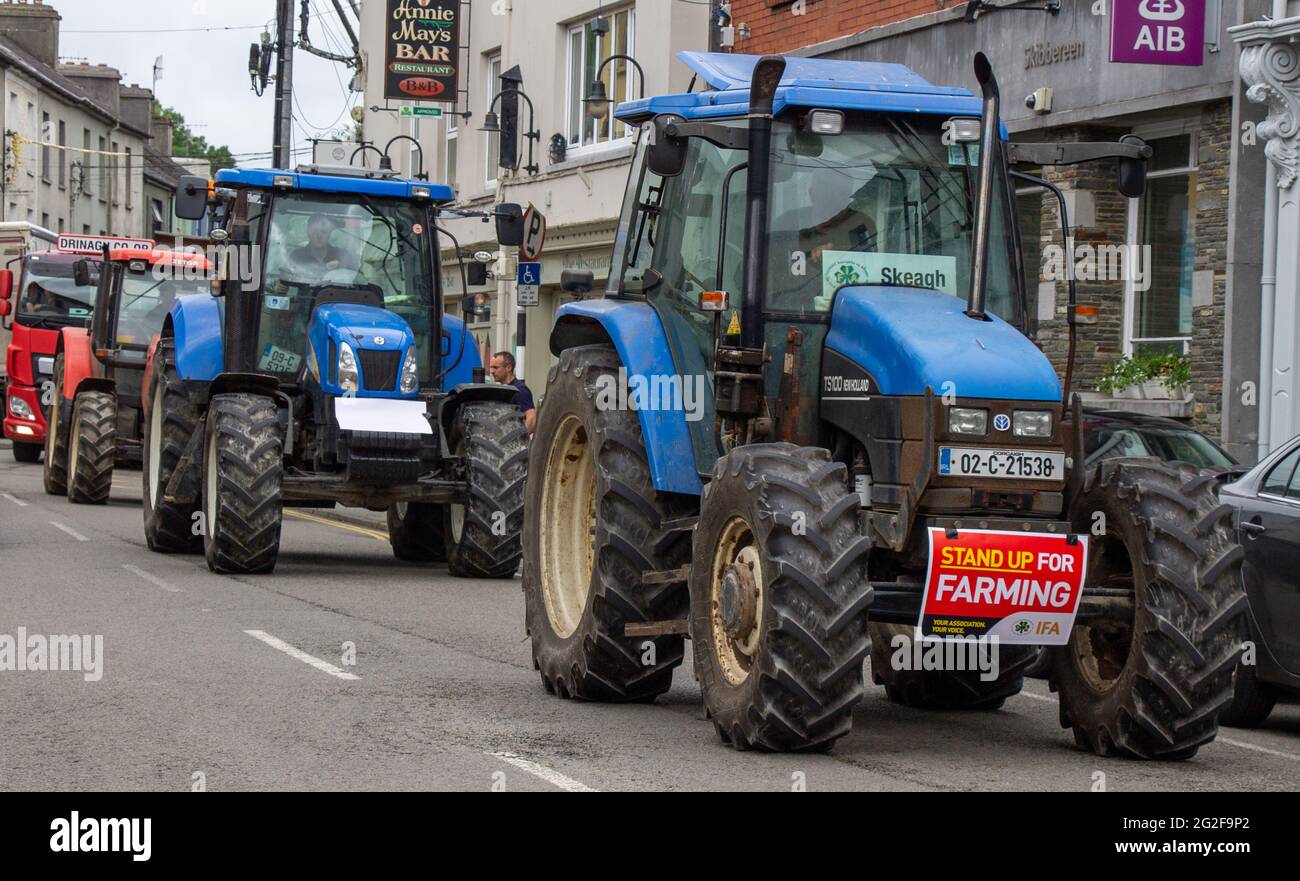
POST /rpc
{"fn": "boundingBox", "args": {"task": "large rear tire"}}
[387,502,446,562]
[66,391,115,505]
[1054,458,1247,759]
[42,355,69,492]
[202,394,282,575]
[523,345,691,702]
[691,444,871,752]
[142,343,203,553]
[444,401,527,578]
[870,622,1034,710]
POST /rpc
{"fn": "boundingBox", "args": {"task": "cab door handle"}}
[1241,521,1267,537]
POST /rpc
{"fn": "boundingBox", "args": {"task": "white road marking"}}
[243,629,359,681]
[1014,688,1300,762]
[1,492,28,507]
[1217,737,1300,762]
[488,751,598,792]
[48,520,89,541]
[122,564,180,593]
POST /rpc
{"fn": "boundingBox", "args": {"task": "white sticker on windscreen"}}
[822,251,959,299]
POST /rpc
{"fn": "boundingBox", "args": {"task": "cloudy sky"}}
[54,0,360,165]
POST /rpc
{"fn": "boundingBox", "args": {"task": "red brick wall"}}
[728,0,966,55]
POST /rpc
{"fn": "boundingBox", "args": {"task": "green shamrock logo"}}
[1014,620,1032,634]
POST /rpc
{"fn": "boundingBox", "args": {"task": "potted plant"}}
[1098,351,1191,401]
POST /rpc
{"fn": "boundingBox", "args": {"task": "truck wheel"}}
[869,622,1034,710]
[524,345,692,702]
[42,355,69,492]
[1054,458,1247,759]
[13,442,41,463]
[1220,663,1276,728]
[142,344,202,553]
[692,444,871,752]
[387,502,446,562]
[66,391,116,505]
[202,394,282,575]
[444,401,527,578]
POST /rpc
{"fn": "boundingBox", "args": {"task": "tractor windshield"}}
[766,113,1019,320]
[115,266,212,352]
[257,191,437,381]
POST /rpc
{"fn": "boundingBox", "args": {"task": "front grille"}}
[359,349,401,391]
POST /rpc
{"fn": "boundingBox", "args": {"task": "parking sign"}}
[517,261,541,307]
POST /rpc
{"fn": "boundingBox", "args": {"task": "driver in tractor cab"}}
[289,212,353,279]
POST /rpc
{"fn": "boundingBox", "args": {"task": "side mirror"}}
[73,259,94,288]
[0,300,10,318]
[466,262,489,287]
[560,268,593,296]
[175,174,209,221]
[495,203,525,247]
[0,268,12,300]
[1117,134,1149,198]
[647,115,688,178]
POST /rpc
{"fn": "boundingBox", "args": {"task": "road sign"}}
[400,106,444,118]
[517,261,541,307]
[56,234,154,255]
[520,204,547,261]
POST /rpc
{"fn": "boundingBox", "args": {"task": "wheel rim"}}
[709,516,764,687]
[1069,529,1136,696]
[449,502,465,544]
[539,414,596,639]
[148,378,164,505]
[67,401,80,484]
[204,427,218,540]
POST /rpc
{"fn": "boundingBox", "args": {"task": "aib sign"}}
[1110,0,1204,67]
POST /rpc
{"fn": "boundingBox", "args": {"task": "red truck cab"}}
[0,251,99,462]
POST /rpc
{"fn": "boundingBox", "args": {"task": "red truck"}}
[0,247,98,463]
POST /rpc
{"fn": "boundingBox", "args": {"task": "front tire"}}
[523,345,691,702]
[1054,459,1247,759]
[142,343,203,553]
[870,622,1034,710]
[691,444,871,752]
[202,394,282,574]
[387,502,446,562]
[444,401,527,578]
[66,391,115,505]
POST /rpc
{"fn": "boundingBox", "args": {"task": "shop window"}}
[1126,133,1195,355]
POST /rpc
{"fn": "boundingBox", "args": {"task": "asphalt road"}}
[2,441,1298,792]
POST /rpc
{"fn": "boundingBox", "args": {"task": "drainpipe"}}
[1257,0,1289,457]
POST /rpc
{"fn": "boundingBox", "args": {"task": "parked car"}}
[1080,410,1238,470]
[1218,434,1300,726]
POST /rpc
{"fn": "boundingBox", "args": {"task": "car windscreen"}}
[1086,425,1236,469]
[16,264,94,326]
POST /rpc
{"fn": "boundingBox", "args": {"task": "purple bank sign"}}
[1110,0,1204,67]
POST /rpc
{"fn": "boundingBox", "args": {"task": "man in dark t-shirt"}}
[489,350,536,434]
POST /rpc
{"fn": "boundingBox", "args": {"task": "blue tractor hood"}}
[825,287,1061,402]
[308,302,416,398]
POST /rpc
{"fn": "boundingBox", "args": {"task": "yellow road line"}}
[284,509,389,542]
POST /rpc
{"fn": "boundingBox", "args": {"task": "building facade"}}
[357,0,709,395]
[723,0,1273,463]
[0,0,203,243]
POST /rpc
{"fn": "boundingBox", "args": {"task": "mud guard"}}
[551,299,703,496]
[168,295,224,382]
[56,326,96,401]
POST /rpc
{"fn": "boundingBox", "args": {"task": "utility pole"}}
[272,0,295,169]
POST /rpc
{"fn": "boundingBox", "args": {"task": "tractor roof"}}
[107,248,212,270]
[214,167,454,203]
[616,51,984,123]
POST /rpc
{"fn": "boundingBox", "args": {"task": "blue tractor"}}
[142,159,528,576]
[522,53,1247,758]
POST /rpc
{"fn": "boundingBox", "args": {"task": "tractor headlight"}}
[399,347,419,394]
[337,342,359,393]
[1013,410,1053,439]
[948,407,988,436]
[8,394,33,420]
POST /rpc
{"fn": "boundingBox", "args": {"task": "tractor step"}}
[641,565,690,586]
[624,619,690,638]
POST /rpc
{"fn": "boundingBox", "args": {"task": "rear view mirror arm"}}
[1007,140,1152,166]
[663,120,750,152]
